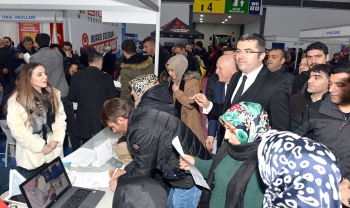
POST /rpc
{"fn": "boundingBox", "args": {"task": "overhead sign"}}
[194,0,261,15]
[194,0,226,14]
[225,0,261,14]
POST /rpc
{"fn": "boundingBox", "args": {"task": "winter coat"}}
[173,71,205,145]
[151,46,171,77]
[68,66,117,138]
[120,54,154,106]
[122,108,211,189]
[138,82,179,118]
[196,48,210,69]
[30,47,69,98]
[292,93,350,178]
[0,47,15,88]
[290,91,312,120]
[102,51,117,76]
[113,176,168,208]
[7,89,66,170]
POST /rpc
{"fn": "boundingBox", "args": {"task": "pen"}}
[112,166,120,177]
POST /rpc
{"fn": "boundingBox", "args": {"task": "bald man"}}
[206,55,238,150]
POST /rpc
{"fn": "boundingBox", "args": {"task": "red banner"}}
[50,23,64,47]
[18,22,40,42]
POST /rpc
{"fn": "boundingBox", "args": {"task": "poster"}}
[18,22,40,42]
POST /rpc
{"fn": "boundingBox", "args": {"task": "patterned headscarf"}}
[129,74,158,107]
[258,130,342,208]
[219,102,270,144]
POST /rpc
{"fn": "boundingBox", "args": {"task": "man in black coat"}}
[0,38,15,92]
[195,41,210,69]
[68,52,117,143]
[143,36,171,78]
[192,33,291,148]
[101,98,210,205]
[13,37,37,72]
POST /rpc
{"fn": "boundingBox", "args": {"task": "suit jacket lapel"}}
[238,67,268,103]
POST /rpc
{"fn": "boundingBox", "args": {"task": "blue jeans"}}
[167,186,202,208]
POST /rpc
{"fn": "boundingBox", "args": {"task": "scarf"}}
[198,102,270,208]
[258,130,342,208]
[129,74,158,107]
[166,55,188,82]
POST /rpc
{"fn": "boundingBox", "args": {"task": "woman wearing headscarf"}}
[258,130,342,208]
[179,102,270,208]
[129,74,178,118]
[167,54,205,145]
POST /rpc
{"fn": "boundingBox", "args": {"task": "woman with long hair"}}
[7,62,66,170]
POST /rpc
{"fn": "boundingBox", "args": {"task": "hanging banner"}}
[18,22,40,42]
[69,10,122,54]
[49,23,64,47]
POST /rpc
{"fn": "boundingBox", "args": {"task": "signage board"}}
[194,0,226,14]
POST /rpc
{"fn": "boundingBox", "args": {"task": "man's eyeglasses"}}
[235,50,264,56]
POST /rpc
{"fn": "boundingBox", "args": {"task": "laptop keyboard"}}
[61,188,92,208]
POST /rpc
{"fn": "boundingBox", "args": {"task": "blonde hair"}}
[194,55,205,68]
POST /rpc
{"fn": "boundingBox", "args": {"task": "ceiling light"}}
[228,16,231,18]
[200,15,204,17]
[222,22,225,23]
[200,20,203,22]
[200,18,203,20]
[225,19,228,21]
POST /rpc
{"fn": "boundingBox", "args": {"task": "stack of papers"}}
[74,171,110,188]
[62,148,93,167]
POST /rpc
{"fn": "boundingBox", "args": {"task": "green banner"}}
[225,0,249,14]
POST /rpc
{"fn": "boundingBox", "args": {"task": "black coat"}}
[113,176,168,208]
[291,70,310,95]
[152,46,171,77]
[196,48,210,69]
[0,47,15,87]
[123,108,211,189]
[68,66,117,138]
[209,66,291,147]
[102,52,117,76]
[138,82,179,118]
[13,42,36,70]
[186,51,201,75]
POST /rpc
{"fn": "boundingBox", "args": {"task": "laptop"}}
[5,169,27,204]
[19,156,105,208]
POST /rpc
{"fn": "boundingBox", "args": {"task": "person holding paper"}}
[179,102,270,208]
[100,98,211,208]
[7,62,66,170]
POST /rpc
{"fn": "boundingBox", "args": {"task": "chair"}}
[0,120,16,167]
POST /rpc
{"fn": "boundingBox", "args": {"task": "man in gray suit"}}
[30,33,78,151]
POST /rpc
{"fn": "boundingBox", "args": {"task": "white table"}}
[1,127,123,208]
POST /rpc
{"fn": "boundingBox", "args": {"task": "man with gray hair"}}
[192,33,291,148]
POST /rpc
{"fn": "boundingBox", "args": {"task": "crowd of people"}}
[1,31,350,208]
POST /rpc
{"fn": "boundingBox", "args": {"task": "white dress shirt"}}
[203,64,264,114]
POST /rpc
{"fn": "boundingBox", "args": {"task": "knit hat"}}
[103,46,111,51]
[129,74,158,107]
[166,55,188,82]
[219,102,270,144]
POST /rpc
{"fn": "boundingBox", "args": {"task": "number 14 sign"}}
[194,0,226,14]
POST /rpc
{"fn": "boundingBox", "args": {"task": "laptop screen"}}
[19,157,72,208]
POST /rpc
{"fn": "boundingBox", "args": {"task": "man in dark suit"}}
[68,52,117,144]
[192,33,291,148]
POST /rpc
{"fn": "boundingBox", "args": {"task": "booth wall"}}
[194,23,241,49]
[243,18,260,34]
[125,2,191,45]
[0,22,18,45]
[264,6,350,37]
